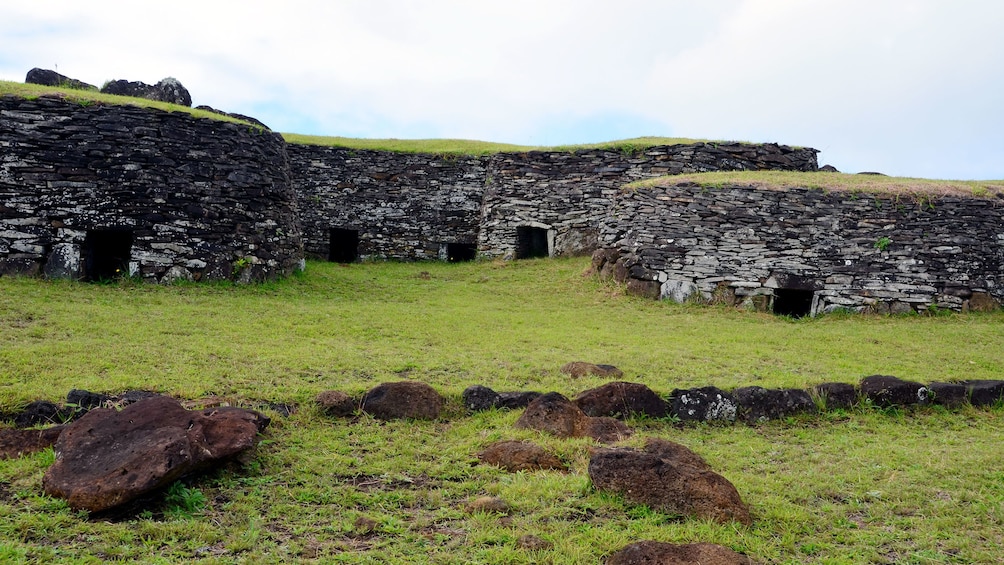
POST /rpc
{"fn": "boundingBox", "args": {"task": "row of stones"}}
[596,182,1004,313]
[1,388,759,563]
[0,95,303,282]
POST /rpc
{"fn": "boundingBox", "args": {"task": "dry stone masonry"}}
[2,87,1000,315]
[597,182,1004,314]
[287,145,487,261]
[0,95,303,282]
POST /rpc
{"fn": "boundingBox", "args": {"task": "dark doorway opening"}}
[446,243,477,262]
[83,230,133,282]
[329,228,359,263]
[515,227,549,259]
[773,289,814,318]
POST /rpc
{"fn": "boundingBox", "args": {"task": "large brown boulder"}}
[0,426,64,459]
[575,381,669,419]
[478,440,567,472]
[515,392,631,443]
[589,439,751,525]
[360,381,444,420]
[42,396,269,512]
[606,541,757,565]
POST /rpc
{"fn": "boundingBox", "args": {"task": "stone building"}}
[0,94,303,282]
[595,181,1004,315]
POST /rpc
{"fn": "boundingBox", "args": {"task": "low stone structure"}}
[0,95,303,282]
[285,142,818,263]
[597,181,1004,314]
[288,145,487,261]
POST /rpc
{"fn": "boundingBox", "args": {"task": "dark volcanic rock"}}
[12,400,73,428]
[67,389,111,411]
[589,440,751,525]
[101,77,192,106]
[463,385,501,412]
[574,381,669,420]
[606,541,757,565]
[814,382,858,410]
[360,381,444,420]
[316,390,357,417]
[478,440,567,472]
[860,375,928,407]
[42,396,269,512]
[669,386,738,422]
[927,382,968,408]
[194,105,271,129]
[560,361,624,379]
[734,386,816,424]
[964,380,1004,407]
[497,391,542,410]
[25,68,96,90]
[0,426,65,459]
[515,392,631,443]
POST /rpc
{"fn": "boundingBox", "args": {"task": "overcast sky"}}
[3,1,1003,179]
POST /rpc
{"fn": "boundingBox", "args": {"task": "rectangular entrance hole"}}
[83,230,133,282]
[328,228,359,263]
[515,226,549,259]
[772,289,814,318]
[446,243,477,262]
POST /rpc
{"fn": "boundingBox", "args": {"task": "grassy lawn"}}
[1,257,1003,563]
[629,171,1004,200]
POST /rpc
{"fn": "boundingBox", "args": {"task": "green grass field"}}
[2,258,1003,563]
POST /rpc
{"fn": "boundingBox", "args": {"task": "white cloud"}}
[2,0,1003,177]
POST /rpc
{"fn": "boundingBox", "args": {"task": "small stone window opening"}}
[328,228,359,263]
[83,230,133,282]
[515,226,550,259]
[772,288,814,318]
[446,243,477,262]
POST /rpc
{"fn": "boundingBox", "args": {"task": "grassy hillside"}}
[2,258,1003,563]
[0,80,257,127]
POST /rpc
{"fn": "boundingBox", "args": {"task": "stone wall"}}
[0,95,303,282]
[596,182,1004,314]
[287,142,819,262]
[478,143,819,259]
[287,145,486,261]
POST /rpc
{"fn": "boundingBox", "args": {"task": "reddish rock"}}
[606,541,757,565]
[0,426,64,459]
[515,392,631,443]
[42,396,269,512]
[360,381,443,420]
[560,362,624,379]
[589,441,751,525]
[478,440,567,472]
[316,390,357,417]
[575,381,669,419]
[641,438,711,471]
